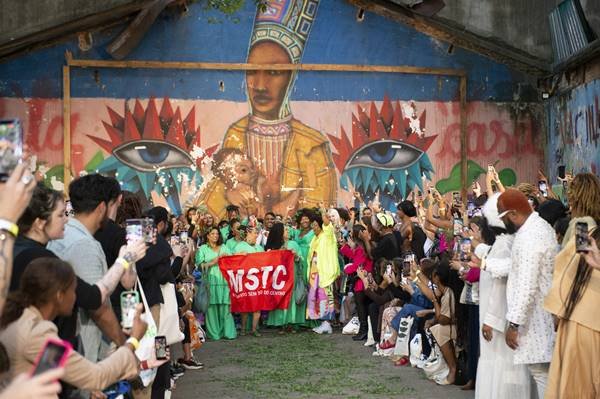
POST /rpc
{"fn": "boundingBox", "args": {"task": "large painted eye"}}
[345,139,423,170]
[113,140,193,172]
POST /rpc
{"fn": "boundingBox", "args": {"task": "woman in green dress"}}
[294,210,315,265]
[225,218,242,253]
[234,225,264,337]
[195,226,236,340]
[265,223,307,331]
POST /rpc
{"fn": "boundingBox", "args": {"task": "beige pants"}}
[132,304,162,399]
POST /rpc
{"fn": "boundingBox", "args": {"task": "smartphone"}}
[453,216,463,236]
[31,338,72,376]
[142,218,157,245]
[0,119,23,182]
[459,237,472,261]
[452,191,461,205]
[385,264,392,276]
[120,290,140,329]
[538,181,548,197]
[575,222,590,253]
[179,231,189,243]
[488,164,494,173]
[65,200,74,217]
[467,201,475,218]
[155,336,167,361]
[402,254,412,276]
[558,165,566,180]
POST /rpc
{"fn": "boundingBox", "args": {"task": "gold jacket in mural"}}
[197,116,337,219]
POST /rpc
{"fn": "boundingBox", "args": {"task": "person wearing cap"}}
[368,213,400,262]
[496,188,557,399]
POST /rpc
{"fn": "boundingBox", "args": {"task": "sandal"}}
[379,340,395,350]
[394,357,410,367]
[251,330,262,337]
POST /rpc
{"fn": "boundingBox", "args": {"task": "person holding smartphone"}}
[0,257,147,394]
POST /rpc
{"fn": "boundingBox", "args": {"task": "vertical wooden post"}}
[62,65,71,194]
[459,76,468,223]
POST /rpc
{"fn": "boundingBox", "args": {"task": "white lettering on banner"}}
[272,265,287,290]
[245,268,260,291]
[227,269,245,293]
[226,264,290,293]
[261,265,274,288]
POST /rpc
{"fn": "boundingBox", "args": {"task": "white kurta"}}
[506,212,557,365]
[476,234,530,399]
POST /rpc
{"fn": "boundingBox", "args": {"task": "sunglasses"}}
[497,209,514,218]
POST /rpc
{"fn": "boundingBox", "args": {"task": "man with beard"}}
[496,188,557,398]
[49,174,138,363]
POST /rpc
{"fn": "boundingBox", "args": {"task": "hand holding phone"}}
[31,339,72,376]
[120,291,140,329]
[0,119,23,182]
[154,336,168,360]
[576,222,590,253]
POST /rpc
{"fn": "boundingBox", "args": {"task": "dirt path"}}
[173,328,475,399]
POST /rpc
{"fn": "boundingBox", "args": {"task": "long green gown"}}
[294,229,318,327]
[195,244,237,340]
[266,240,307,327]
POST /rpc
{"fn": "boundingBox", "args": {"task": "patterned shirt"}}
[506,212,557,364]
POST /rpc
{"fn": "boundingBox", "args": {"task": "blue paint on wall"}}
[546,78,600,181]
[0,1,530,101]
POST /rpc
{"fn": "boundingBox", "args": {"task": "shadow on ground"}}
[174,328,475,399]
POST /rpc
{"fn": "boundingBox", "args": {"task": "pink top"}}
[464,266,480,283]
[340,244,373,292]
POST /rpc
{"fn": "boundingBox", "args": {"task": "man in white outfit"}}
[496,189,557,399]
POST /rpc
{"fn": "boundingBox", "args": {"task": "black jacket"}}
[136,235,174,307]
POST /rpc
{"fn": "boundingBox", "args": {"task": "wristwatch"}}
[508,322,520,330]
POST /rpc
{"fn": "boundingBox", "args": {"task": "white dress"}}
[475,234,531,399]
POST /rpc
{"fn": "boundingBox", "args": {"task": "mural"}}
[0,0,546,216]
[547,78,600,181]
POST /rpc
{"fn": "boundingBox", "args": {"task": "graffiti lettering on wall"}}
[547,79,600,179]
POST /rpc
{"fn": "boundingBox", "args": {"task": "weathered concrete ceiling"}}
[0,0,145,59]
[433,0,600,61]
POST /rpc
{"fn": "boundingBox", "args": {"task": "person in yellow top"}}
[306,205,340,334]
[194,0,337,220]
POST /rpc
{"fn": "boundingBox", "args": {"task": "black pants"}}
[467,304,480,381]
[354,291,372,335]
[367,301,381,342]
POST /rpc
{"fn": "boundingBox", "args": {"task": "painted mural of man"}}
[196,0,337,219]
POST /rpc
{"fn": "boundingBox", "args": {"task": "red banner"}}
[218,250,295,313]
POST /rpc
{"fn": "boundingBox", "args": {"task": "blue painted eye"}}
[113,140,193,172]
[346,139,423,170]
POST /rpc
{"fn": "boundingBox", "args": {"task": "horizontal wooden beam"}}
[65,51,466,77]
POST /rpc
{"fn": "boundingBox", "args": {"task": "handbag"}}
[193,277,210,314]
[158,283,184,345]
[294,256,308,305]
[421,330,450,384]
[393,316,414,357]
[135,278,158,387]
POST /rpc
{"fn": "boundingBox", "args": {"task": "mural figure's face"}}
[246,41,292,120]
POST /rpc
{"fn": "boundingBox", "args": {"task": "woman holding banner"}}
[234,225,264,337]
[195,227,237,341]
[265,222,307,332]
[307,206,341,334]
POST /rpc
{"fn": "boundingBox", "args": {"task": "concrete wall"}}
[0,0,544,215]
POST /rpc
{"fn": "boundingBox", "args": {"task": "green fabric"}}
[234,241,264,254]
[293,229,314,269]
[195,245,231,305]
[220,226,231,242]
[266,240,307,327]
[205,304,237,340]
[225,237,241,253]
[307,223,340,288]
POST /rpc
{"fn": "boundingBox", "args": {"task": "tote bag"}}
[135,278,158,387]
[158,283,184,345]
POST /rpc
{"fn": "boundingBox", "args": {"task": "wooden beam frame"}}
[63,52,469,205]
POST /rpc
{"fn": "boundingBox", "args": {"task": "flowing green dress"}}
[266,241,307,327]
[195,244,236,340]
[293,229,317,327]
[225,237,242,254]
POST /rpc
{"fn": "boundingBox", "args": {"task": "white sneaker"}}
[342,316,360,335]
[364,337,376,347]
[314,321,332,334]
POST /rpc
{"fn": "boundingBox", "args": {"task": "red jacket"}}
[340,244,373,292]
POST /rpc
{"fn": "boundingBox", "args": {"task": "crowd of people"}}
[0,161,599,399]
